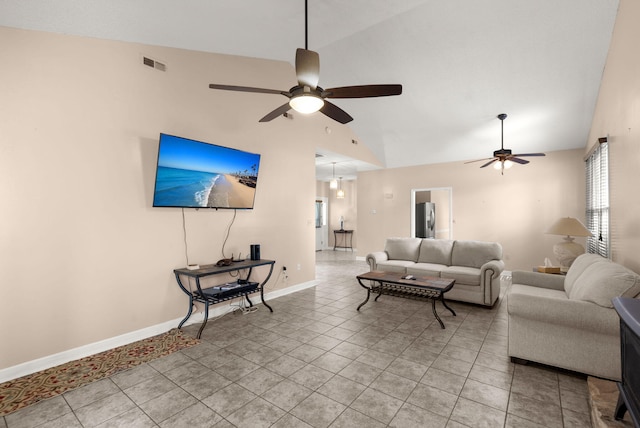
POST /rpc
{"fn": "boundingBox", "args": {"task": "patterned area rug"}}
[0,328,200,416]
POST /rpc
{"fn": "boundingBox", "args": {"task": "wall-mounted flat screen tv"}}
[152,133,261,209]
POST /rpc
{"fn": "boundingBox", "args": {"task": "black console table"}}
[174,259,275,338]
[333,229,354,251]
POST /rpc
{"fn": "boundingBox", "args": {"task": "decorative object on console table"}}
[546,217,593,272]
[339,215,344,231]
[174,259,275,338]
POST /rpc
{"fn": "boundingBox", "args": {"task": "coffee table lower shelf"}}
[356,271,456,329]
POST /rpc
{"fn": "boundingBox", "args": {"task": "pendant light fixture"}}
[336,177,345,199]
[329,162,338,189]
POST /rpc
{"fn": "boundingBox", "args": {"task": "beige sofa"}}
[508,253,640,381]
[366,238,504,306]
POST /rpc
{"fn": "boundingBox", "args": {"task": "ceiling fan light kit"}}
[465,113,545,174]
[289,91,324,114]
[493,159,513,170]
[208,0,402,124]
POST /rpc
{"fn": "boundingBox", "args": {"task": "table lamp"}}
[546,217,592,272]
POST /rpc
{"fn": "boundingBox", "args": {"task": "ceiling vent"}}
[142,56,166,72]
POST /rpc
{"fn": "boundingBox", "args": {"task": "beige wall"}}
[0,26,373,371]
[587,0,640,273]
[357,149,586,271]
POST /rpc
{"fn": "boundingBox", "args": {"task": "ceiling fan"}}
[465,113,545,174]
[208,0,402,124]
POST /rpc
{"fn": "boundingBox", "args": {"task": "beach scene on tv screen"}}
[153,134,260,209]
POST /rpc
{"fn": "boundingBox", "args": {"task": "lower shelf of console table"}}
[174,259,275,338]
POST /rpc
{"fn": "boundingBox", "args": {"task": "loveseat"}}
[508,253,640,381]
[366,238,504,306]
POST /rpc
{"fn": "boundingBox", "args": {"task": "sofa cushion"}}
[441,266,481,286]
[417,239,453,265]
[451,240,502,269]
[384,238,422,262]
[569,261,640,308]
[376,260,416,273]
[564,253,608,296]
[407,263,448,277]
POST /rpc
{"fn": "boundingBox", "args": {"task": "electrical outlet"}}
[297,264,301,270]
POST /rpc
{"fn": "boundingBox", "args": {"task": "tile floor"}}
[2,251,593,427]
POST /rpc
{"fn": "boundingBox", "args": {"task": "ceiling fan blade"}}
[323,84,403,99]
[295,48,320,89]
[480,158,498,168]
[259,103,291,123]
[509,157,530,165]
[464,157,494,164]
[209,83,290,97]
[320,101,353,124]
[511,153,546,157]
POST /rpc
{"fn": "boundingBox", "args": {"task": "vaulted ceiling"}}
[0,0,619,181]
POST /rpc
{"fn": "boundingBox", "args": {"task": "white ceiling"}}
[0,0,619,181]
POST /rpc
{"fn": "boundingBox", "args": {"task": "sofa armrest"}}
[480,260,505,280]
[512,270,565,291]
[366,251,388,271]
[508,290,619,335]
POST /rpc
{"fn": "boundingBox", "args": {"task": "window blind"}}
[585,141,609,258]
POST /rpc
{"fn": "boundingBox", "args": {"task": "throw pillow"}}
[569,261,640,308]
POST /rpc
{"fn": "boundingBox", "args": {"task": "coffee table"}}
[356,271,456,329]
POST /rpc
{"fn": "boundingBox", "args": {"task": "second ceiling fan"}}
[208,0,402,124]
[465,113,545,174]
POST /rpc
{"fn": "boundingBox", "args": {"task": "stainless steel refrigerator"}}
[416,202,436,238]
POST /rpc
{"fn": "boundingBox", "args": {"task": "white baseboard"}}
[0,279,318,383]
[263,279,318,300]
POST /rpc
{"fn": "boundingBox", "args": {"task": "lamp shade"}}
[546,217,592,237]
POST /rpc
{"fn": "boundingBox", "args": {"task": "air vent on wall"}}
[142,56,166,72]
